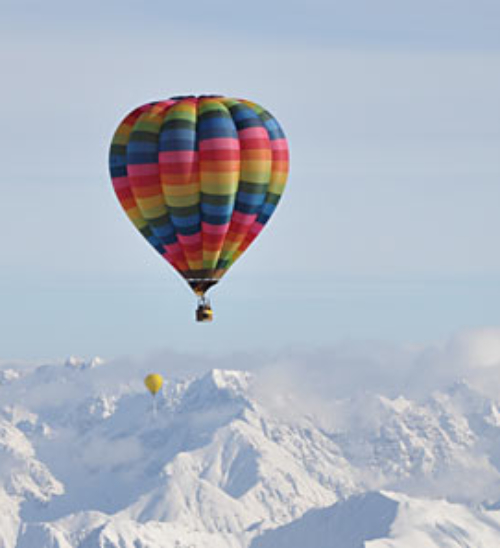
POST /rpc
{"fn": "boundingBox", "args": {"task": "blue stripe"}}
[147,235,165,254]
[159,139,196,152]
[198,117,237,140]
[235,202,261,215]
[127,141,157,153]
[263,118,279,131]
[203,214,231,225]
[154,224,176,239]
[232,107,257,123]
[261,202,276,217]
[256,202,276,225]
[171,214,200,227]
[152,228,177,245]
[110,164,127,178]
[231,105,263,130]
[201,203,233,216]
[126,152,158,164]
[109,154,125,168]
[159,128,194,142]
[236,191,265,206]
[159,126,196,152]
[263,117,285,140]
[175,224,200,236]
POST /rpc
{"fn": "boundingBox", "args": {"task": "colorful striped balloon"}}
[109,95,289,297]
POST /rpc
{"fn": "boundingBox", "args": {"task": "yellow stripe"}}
[201,171,239,197]
[240,169,272,183]
[241,159,271,172]
[127,209,148,226]
[141,205,167,219]
[203,256,219,268]
[162,182,199,196]
[170,104,196,120]
[220,242,240,258]
[268,179,287,194]
[201,171,239,184]
[112,131,131,145]
[125,207,146,224]
[164,193,200,207]
[136,195,165,210]
[201,181,238,195]
[187,259,204,270]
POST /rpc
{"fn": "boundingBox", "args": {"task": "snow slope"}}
[251,491,500,548]
[2,357,500,547]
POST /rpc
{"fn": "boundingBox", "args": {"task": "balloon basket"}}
[196,296,213,322]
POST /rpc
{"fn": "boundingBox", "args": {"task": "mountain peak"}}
[207,369,251,393]
[64,356,104,370]
[176,369,253,414]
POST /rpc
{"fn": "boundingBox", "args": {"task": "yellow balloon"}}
[144,373,163,396]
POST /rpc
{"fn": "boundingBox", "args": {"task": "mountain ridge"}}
[2,360,500,547]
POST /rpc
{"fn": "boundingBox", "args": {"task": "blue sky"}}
[1,0,500,359]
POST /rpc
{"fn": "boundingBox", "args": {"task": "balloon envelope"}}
[144,373,163,396]
[109,95,289,295]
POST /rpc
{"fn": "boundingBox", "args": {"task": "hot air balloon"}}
[109,95,289,321]
[144,373,163,396]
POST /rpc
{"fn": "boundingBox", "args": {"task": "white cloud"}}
[446,328,500,369]
[79,437,144,470]
[246,327,500,411]
[4,327,500,414]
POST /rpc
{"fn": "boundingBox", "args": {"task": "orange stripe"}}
[132,185,163,198]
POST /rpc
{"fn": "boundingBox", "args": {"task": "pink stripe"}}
[271,138,288,150]
[112,177,129,191]
[202,222,230,235]
[231,211,257,226]
[199,138,239,151]
[178,233,201,245]
[127,164,159,176]
[249,223,264,235]
[239,127,268,139]
[159,151,198,163]
[165,242,183,254]
[272,150,289,160]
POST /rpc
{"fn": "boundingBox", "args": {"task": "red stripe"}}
[129,174,161,188]
[239,138,271,150]
[198,149,240,161]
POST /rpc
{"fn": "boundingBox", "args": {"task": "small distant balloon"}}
[144,373,163,396]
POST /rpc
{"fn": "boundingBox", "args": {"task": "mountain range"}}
[2,355,500,547]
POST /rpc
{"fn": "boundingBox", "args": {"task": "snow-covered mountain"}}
[2,356,500,547]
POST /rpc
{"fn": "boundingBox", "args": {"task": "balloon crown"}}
[169,94,223,100]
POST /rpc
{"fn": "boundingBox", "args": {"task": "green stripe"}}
[198,101,230,117]
[200,193,234,206]
[265,193,281,206]
[238,181,268,194]
[110,144,126,156]
[148,214,171,227]
[139,226,153,238]
[168,205,199,217]
[161,118,196,130]
[130,130,158,143]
